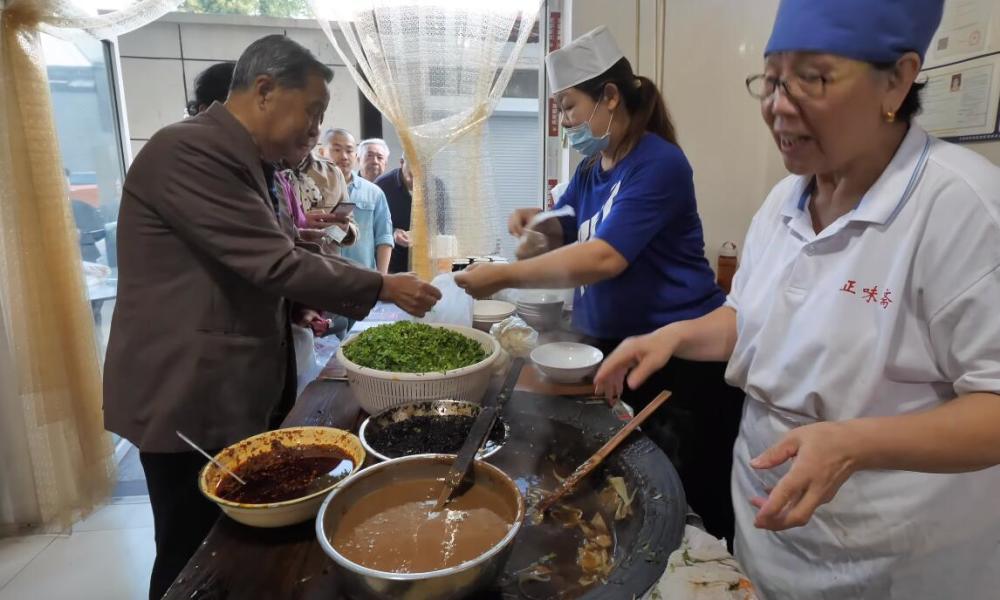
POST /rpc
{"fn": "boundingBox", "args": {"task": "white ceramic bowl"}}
[516,304,562,317]
[516,291,564,307]
[473,319,505,332]
[198,427,366,528]
[473,300,516,320]
[530,342,604,383]
[473,300,516,332]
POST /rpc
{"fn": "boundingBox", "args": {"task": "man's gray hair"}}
[230,34,333,92]
[358,138,390,156]
[322,128,355,146]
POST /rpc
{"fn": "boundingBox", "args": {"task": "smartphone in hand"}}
[332,202,355,218]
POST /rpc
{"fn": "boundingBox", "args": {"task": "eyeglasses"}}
[745,73,832,101]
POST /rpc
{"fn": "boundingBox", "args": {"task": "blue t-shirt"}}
[556,133,724,339]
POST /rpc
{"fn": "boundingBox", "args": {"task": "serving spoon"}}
[176,430,247,486]
[536,390,672,514]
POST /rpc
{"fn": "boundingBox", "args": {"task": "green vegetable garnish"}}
[343,322,487,373]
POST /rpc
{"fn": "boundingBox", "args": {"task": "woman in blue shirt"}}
[456,26,743,543]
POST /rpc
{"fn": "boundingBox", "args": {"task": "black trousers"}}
[594,340,744,544]
[139,451,221,600]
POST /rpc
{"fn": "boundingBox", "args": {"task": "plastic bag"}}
[489,316,538,358]
[418,273,474,327]
[292,324,324,396]
[292,324,317,377]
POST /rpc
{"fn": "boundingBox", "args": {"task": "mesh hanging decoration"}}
[310,0,542,279]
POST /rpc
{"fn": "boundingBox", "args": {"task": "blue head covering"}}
[765,0,945,63]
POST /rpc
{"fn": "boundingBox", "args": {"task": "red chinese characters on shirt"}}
[840,281,892,309]
[880,289,893,308]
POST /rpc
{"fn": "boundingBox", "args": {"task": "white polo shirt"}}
[724,125,1000,599]
[727,124,1000,418]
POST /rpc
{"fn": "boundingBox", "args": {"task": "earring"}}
[884,110,896,123]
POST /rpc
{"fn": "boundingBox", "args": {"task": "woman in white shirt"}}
[596,1,1000,598]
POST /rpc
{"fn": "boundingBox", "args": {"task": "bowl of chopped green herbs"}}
[337,322,501,414]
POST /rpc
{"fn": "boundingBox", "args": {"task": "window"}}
[42,33,127,360]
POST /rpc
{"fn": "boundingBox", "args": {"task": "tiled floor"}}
[0,495,155,600]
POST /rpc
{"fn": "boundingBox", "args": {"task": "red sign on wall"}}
[549,11,561,53]
[548,98,560,137]
[547,11,562,138]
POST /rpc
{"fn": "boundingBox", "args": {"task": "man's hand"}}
[379,273,442,317]
[393,228,412,248]
[305,210,350,230]
[295,308,331,337]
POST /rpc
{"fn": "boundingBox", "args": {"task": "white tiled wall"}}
[119,57,186,139]
[179,23,286,61]
[117,21,180,58]
[327,66,361,136]
[129,139,146,159]
[283,28,349,66]
[659,0,786,259]
[117,14,362,154]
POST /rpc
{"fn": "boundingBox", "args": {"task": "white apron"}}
[733,398,1000,600]
[724,126,1000,599]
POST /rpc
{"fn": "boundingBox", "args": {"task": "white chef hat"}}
[545,26,625,93]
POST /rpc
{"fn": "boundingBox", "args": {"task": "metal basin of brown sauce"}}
[316,455,526,600]
[331,476,516,573]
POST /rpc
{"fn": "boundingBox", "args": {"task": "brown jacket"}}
[104,103,382,452]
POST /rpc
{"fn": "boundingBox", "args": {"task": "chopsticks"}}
[536,390,672,513]
[176,430,246,486]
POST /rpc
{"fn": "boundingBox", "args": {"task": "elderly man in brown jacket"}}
[103,35,440,600]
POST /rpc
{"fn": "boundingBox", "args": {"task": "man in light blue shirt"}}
[322,128,394,273]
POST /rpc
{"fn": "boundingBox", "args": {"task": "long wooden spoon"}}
[536,390,672,514]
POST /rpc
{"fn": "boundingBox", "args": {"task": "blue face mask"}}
[563,100,613,157]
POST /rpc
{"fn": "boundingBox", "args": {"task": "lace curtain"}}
[0,0,181,535]
[310,0,543,278]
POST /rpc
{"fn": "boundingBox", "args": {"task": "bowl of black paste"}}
[359,399,509,462]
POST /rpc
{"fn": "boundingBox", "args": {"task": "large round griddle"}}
[482,391,686,599]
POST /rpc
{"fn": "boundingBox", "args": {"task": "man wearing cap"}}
[596,1,1000,597]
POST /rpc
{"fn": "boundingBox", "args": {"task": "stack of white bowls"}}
[473,300,516,332]
[516,291,565,331]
